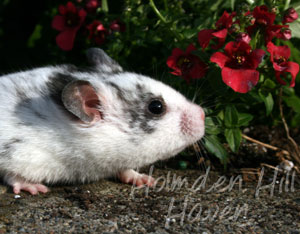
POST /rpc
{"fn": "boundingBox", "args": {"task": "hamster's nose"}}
[200,108,205,121]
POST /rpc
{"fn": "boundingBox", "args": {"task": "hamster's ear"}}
[86,48,123,73]
[62,80,102,123]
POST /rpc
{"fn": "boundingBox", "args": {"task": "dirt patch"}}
[0,167,299,233]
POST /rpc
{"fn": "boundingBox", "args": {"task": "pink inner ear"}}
[80,85,102,122]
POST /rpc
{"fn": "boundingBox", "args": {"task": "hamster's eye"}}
[148,99,166,116]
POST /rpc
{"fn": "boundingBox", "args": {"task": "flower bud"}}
[86,0,100,13]
[278,28,292,40]
[110,19,126,33]
[236,33,251,44]
[283,7,298,24]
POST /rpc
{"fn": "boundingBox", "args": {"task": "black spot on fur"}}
[46,72,78,107]
[64,64,93,74]
[15,87,29,101]
[16,121,32,127]
[33,110,47,120]
[106,81,127,103]
[0,138,22,158]
[107,82,158,134]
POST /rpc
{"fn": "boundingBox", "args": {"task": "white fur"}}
[0,65,205,186]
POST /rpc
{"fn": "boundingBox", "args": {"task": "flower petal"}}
[267,41,290,61]
[186,55,208,79]
[59,5,66,15]
[198,29,214,49]
[286,61,299,87]
[52,15,66,31]
[275,72,287,86]
[210,52,230,69]
[66,1,77,14]
[186,44,197,54]
[172,48,184,57]
[211,38,226,50]
[170,70,181,76]
[249,49,265,69]
[275,61,299,87]
[273,62,288,72]
[222,67,259,93]
[78,9,87,21]
[166,55,178,70]
[212,28,228,39]
[56,29,77,51]
[224,41,251,58]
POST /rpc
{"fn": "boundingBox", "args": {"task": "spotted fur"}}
[0,48,205,188]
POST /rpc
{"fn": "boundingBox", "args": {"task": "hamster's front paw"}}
[118,169,155,187]
[4,175,49,195]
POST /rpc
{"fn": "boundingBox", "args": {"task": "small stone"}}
[279,160,294,172]
[0,185,7,194]
[179,161,188,169]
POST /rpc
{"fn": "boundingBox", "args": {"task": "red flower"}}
[267,42,299,87]
[246,5,285,43]
[210,41,265,93]
[87,20,108,46]
[110,19,126,33]
[86,0,100,13]
[52,2,86,51]
[283,7,299,24]
[167,44,208,83]
[265,24,290,43]
[198,11,236,50]
[250,5,276,27]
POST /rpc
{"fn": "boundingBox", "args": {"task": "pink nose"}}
[200,109,205,121]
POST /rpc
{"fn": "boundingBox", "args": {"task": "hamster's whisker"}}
[196,140,208,171]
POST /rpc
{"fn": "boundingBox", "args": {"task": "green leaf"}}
[205,117,221,135]
[263,79,276,89]
[204,135,228,164]
[182,28,197,40]
[283,95,300,113]
[238,113,253,127]
[224,105,239,128]
[249,90,264,102]
[259,92,274,115]
[210,0,223,11]
[282,86,295,95]
[289,20,300,39]
[265,93,274,115]
[224,128,242,153]
[230,0,235,11]
[27,24,42,48]
[291,113,300,127]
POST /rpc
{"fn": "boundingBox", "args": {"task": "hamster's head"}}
[62,48,205,168]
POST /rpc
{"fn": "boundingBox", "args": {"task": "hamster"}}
[0,48,205,195]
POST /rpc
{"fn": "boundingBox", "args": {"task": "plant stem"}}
[124,0,131,42]
[163,0,168,11]
[149,0,183,41]
[284,0,291,10]
[102,0,108,13]
[242,134,290,156]
[279,88,300,165]
[149,0,167,23]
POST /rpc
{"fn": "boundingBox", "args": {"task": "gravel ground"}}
[0,167,299,233]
